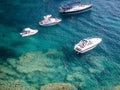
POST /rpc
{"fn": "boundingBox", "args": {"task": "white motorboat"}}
[59,2,93,14]
[74,38,102,53]
[20,28,38,37]
[39,14,61,26]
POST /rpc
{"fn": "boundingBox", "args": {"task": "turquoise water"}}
[0,0,120,90]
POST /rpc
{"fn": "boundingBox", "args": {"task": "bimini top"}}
[61,1,81,10]
[43,14,52,19]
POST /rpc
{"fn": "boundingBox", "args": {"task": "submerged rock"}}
[16,50,63,73]
[66,72,85,89]
[115,85,120,90]
[66,72,84,82]
[0,80,37,90]
[0,64,17,76]
[0,64,20,80]
[5,50,69,87]
[7,58,17,68]
[88,68,101,74]
[89,56,107,71]
[40,83,77,90]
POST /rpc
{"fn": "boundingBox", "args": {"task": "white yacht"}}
[74,38,102,53]
[59,2,93,14]
[20,28,38,37]
[39,14,61,26]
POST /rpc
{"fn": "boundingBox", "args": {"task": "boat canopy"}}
[61,1,81,10]
[24,28,31,31]
[43,14,52,19]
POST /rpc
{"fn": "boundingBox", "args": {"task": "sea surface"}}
[0,0,120,90]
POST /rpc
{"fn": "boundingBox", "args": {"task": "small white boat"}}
[20,28,38,37]
[59,2,93,14]
[74,38,102,53]
[39,14,61,26]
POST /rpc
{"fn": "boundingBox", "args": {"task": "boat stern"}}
[74,44,82,53]
[59,7,64,13]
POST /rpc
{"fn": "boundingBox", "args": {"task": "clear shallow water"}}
[0,0,120,90]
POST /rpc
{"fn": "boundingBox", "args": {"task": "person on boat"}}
[42,17,51,23]
[23,30,30,34]
[82,40,87,47]
[76,46,81,51]
[48,17,51,21]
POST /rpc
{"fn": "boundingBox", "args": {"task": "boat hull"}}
[74,38,102,53]
[60,4,93,14]
[20,30,38,37]
[39,19,61,26]
[39,22,60,26]
[77,45,97,53]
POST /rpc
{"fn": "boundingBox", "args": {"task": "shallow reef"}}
[40,83,77,90]
[0,79,37,90]
[115,85,120,90]
[0,49,119,90]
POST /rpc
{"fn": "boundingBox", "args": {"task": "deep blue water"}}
[0,0,120,90]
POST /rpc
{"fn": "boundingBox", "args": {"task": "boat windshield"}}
[61,1,81,10]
